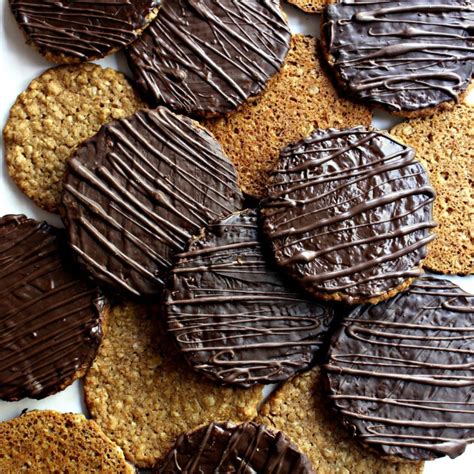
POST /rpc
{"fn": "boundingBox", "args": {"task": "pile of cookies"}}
[1,1,473,473]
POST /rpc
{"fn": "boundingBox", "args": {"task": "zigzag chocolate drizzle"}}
[62,107,243,298]
[127,0,291,117]
[322,0,474,112]
[9,0,159,61]
[165,209,334,387]
[325,277,474,460]
[157,422,315,473]
[261,127,436,303]
[0,215,105,401]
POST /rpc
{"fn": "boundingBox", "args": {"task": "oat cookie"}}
[286,0,331,13]
[3,63,144,213]
[203,35,372,198]
[0,410,134,473]
[391,94,474,275]
[257,368,424,474]
[84,302,262,468]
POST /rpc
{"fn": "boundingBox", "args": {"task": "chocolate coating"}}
[321,0,474,113]
[156,422,315,473]
[165,209,334,387]
[260,127,436,304]
[325,277,474,461]
[0,215,105,401]
[62,107,243,298]
[127,0,291,117]
[9,0,160,62]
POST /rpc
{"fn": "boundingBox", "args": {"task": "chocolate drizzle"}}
[0,215,105,401]
[165,209,334,387]
[9,0,159,62]
[260,127,436,303]
[325,277,474,460]
[156,422,315,473]
[127,0,291,117]
[62,107,243,298]
[322,0,474,113]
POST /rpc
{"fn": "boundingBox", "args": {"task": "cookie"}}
[203,35,372,198]
[4,63,144,213]
[260,127,436,305]
[165,209,334,387]
[0,410,134,473]
[321,1,474,117]
[0,215,107,401]
[84,302,262,468]
[156,422,315,473]
[257,367,424,474]
[391,94,474,275]
[9,0,160,64]
[126,0,291,117]
[325,277,474,461]
[62,107,243,298]
[286,0,330,13]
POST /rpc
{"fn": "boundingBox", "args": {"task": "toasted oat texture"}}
[286,0,331,13]
[203,35,372,198]
[391,94,474,275]
[256,368,424,474]
[0,410,134,473]
[3,63,144,213]
[84,303,262,469]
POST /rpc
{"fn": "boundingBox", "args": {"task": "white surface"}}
[0,2,473,472]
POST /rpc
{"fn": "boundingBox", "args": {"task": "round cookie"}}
[126,0,291,118]
[62,107,243,298]
[257,367,424,473]
[9,0,160,64]
[0,215,107,401]
[325,277,474,461]
[156,422,315,473]
[0,410,133,473]
[321,1,474,117]
[84,302,262,468]
[391,94,474,275]
[260,127,436,305]
[203,35,372,199]
[165,209,334,387]
[286,0,330,13]
[3,63,144,213]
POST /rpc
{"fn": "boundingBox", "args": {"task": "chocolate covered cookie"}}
[62,107,243,298]
[9,0,160,63]
[165,209,334,387]
[325,277,474,461]
[260,127,436,305]
[0,215,106,401]
[127,0,291,117]
[321,0,474,116]
[156,422,315,473]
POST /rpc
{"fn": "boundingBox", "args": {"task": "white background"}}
[0,2,472,472]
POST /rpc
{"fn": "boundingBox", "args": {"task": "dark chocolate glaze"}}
[325,277,474,461]
[322,0,474,113]
[156,421,315,473]
[126,0,291,117]
[260,127,436,304]
[9,0,160,62]
[0,215,105,401]
[62,107,243,298]
[165,209,334,387]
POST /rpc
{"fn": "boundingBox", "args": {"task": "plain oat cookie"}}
[3,63,144,213]
[256,368,424,474]
[84,302,262,469]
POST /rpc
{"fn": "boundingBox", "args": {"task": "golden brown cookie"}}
[286,0,331,13]
[3,63,145,213]
[203,35,372,199]
[84,302,262,469]
[391,93,474,275]
[0,410,134,473]
[256,368,424,474]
